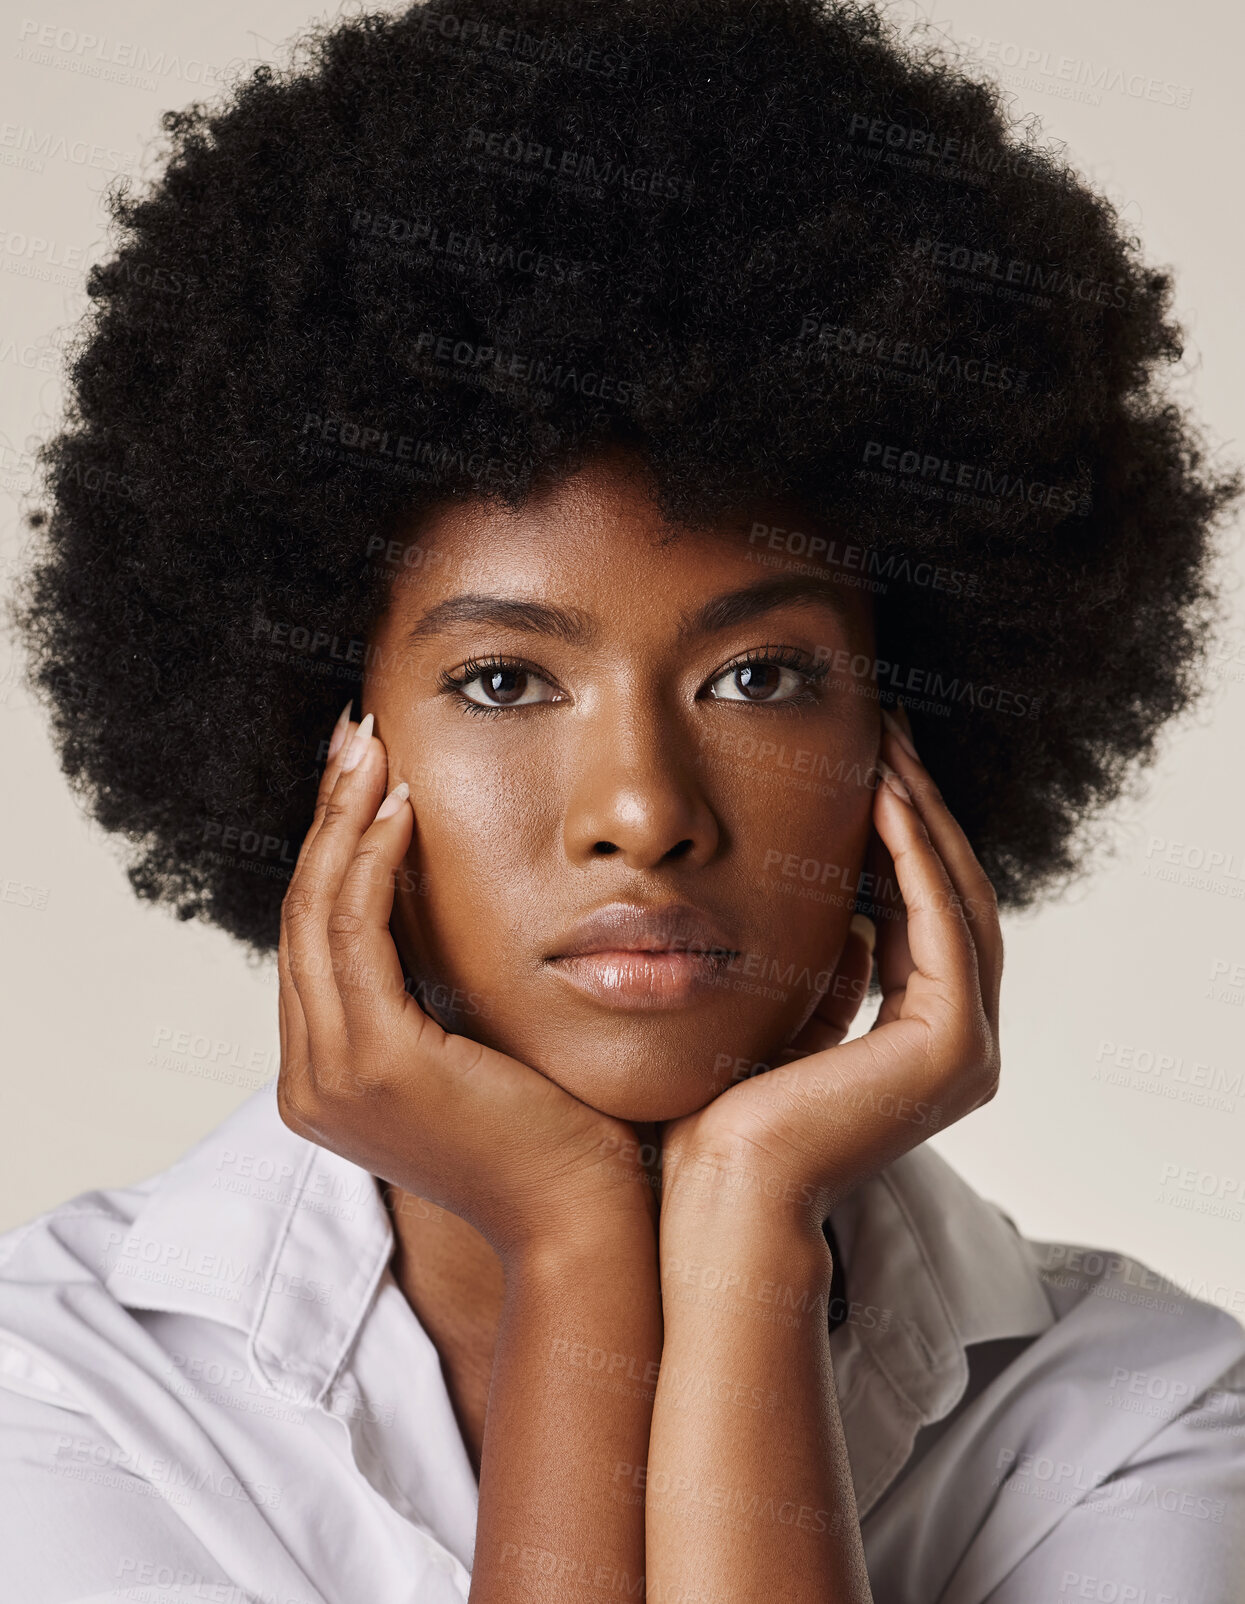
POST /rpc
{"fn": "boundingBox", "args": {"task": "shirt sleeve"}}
[979,1358,1245,1604]
[0,1386,248,1604]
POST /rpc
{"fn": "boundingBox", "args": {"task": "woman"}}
[4,0,1242,1599]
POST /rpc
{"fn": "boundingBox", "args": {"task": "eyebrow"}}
[685,575,853,637]
[404,575,852,647]
[405,595,594,646]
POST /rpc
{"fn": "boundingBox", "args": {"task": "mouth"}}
[546,901,741,1010]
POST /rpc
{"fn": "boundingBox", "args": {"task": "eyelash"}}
[436,655,541,719]
[435,645,831,718]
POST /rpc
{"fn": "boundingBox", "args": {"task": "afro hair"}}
[10,0,1241,957]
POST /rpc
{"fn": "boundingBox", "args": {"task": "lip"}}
[546,901,740,1010]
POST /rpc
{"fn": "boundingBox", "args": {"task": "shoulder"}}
[0,1176,156,1405]
[1017,1229,1245,1435]
[0,1171,235,1603]
[847,1145,1245,1604]
[968,1287,1245,1604]
[0,1091,331,1602]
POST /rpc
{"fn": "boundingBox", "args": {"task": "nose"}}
[562,705,721,872]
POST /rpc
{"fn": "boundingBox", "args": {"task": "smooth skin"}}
[276,447,1002,1602]
[367,444,881,1122]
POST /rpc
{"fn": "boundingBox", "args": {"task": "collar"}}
[103,1079,395,1407]
[103,1081,1054,1494]
[825,1140,1055,1515]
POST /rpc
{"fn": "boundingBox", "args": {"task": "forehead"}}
[379,447,874,641]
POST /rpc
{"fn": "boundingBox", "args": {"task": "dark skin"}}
[386,1193,504,1477]
[276,442,1002,1600]
[371,445,878,1469]
[379,444,881,1119]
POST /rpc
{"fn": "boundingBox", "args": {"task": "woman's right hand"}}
[276,703,656,1267]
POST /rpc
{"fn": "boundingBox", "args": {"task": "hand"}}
[656,704,1002,1232]
[276,703,656,1265]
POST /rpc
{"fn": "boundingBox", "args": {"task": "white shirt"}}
[1,1079,1242,1604]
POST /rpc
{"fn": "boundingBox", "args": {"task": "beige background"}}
[2,1,1242,1318]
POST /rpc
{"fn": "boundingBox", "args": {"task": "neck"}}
[379,1121,664,1476]
[384,1187,504,1478]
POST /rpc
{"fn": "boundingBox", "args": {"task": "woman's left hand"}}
[657,708,1003,1232]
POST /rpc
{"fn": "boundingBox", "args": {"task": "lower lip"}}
[547,950,737,1009]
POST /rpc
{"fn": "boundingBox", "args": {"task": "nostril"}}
[592,841,619,855]
[665,839,694,861]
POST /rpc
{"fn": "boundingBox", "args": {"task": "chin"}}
[545,1065,720,1124]
[411,958,804,1123]
[525,1018,785,1124]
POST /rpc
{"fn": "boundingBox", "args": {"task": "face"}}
[364,444,880,1122]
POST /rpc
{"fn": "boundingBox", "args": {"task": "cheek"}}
[398,731,559,962]
[706,716,876,887]
[401,714,553,845]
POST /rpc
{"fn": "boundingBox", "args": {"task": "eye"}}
[447,656,563,711]
[706,649,823,704]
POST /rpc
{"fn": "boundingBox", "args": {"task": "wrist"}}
[660,1225,834,1343]
[659,1193,834,1299]
[500,1199,659,1288]
[659,1143,830,1245]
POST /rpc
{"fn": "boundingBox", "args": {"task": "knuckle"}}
[916,772,946,810]
[967,1018,1001,1096]
[327,907,367,942]
[276,1076,316,1136]
[289,943,331,990]
[932,1006,993,1081]
[333,953,373,998]
[320,1041,389,1101]
[320,793,353,829]
[352,840,392,885]
[964,1011,996,1067]
[281,883,320,930]
[402,992,446,1054]
[974,1058,1002,1106]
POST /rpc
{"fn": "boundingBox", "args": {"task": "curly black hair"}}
[10,0,1239,958]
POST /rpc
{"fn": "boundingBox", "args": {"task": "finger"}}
[871,756,980,1027]
[277,700,368,1128]
[753,750,996,1185]
[784,914,876,1056]
[277,912,310,1063]
[277,711,357,1103]
[299,714,390,910]
[862,819,914,1029]
[276,962,313,1118]
[327,778,421,1059]
[880,712,1002,1016]
[284,714,387,1039]
[890,698,918,751]
[279,698,358,1023]
[293,699,357,875]
[278,699,353,1033]
[762,784,988,1184]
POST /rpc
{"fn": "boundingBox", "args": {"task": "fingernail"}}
[341,711,374,772]
[374,780,409,823]
[881,708,918,760]
[849,912,877,955]
[879,761,910,803]
[327,700,353,761]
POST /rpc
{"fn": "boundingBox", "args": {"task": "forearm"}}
[469,1218,663,1603]
[647,1196,872,1604]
